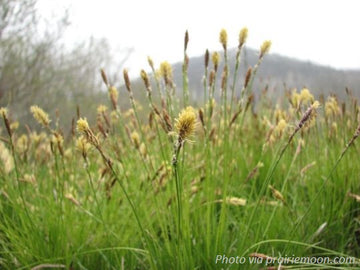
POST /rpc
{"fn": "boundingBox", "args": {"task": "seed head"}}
[108,86,118,109]
[51,133,64,146]
[216,197,246,206]
[140,69,151,92]
[219,29,228,50]
[175,106,197,140]
[274,119,287,137]
[239,27,248,47]
[147,56,154,69]
[0,141,14,173]
[0,107,8,119]
[312,101,320,109]
[76,117,90,133]
[259,40,272,58]
[100,68,109,86]
[244,67,252,88]
[184,30,189,51]
[224,197,246,206]
[198,108,205,128]
[76,135,91,158]
[123,69,131,92]
[97,105,108,114]
[325,96,341,118]
[17,134,28,153]
[205,49,210,68]
[130,131,140,149]
[30,105,51,127]
[159,61,173,80]
[299,88,314,104]
[221,66,228,93]
[109,86,118,99]
[139,143,147,157]
[269,185,286,204]
[211,52,220,71]
[209,70,216,86]
[297,101,320,130]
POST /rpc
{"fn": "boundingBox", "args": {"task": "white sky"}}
[37,0,360,77]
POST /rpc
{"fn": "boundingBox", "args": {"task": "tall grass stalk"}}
[240,101,320,250]
[283,122,360,255]
[182,30,190,107]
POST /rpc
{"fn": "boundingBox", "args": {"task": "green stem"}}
[282,136,356,255]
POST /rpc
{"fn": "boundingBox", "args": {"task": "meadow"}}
[0,29,360,269]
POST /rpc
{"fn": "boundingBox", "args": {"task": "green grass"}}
[0,29,360,269]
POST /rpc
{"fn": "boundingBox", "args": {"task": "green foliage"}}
[0,29,360,270]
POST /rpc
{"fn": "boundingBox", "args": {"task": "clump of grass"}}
[0,29,359,270]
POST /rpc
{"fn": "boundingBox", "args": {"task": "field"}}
[0,29,360,269]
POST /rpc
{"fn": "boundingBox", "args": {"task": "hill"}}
[167,48,360,102]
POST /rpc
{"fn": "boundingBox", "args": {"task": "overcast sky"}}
[37,0,360,76]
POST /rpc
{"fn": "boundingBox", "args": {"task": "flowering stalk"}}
[283,121,360,255]
[0,107,35,228]
[229,27,248,117]
[76,117,159,266]
[159,61,175,119]
[140,69,167,161]
[147,56,163,103]
[240,40,271,111]
[219,29,229,127]
[183,30,190,107]
[241,101,320,250]
[203,49,210,122]
[172,107,197,245]
[124,69,154,174]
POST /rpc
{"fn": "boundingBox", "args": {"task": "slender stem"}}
[240,131,293,250]
[5,128,35,229]
[282,136,356,255]
[229,49,242,118]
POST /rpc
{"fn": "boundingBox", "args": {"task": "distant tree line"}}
[0,0,130,129]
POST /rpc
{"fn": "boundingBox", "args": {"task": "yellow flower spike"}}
[274,119,287,137]
[159,61,173,79]
[130,131,140,149]
[140,69,151,91]
[51,133,64,146]
[325,96,341,118]
[312,100,320,110]
[239,27,248,47]
[76,135,92,158]
[219,28,228,50]
[76,118,90,133]
[299,88,314,104]
[139,143,147,157]
[30,105,51,127]
[0,107,8,118]
[175,106,197,141]
[97,105,108,114]
[17,134,28,153]
[260,40,272,58]
[147,56,154,69]
[108,86,119,109]
[211,52,220,68]
[0,141,14,173]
